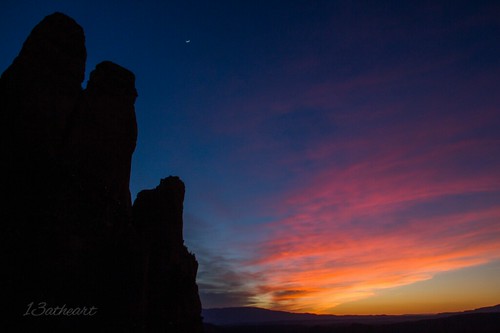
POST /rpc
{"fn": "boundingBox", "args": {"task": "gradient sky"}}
[1,0,499,315]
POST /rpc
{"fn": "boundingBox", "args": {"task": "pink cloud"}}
[191,34,500,312]
[239,101,500,313]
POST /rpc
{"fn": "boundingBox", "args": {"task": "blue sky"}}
[1,0,499,314]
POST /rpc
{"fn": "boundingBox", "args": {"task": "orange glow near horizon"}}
[246,207,500,314]
[237,110,500,314]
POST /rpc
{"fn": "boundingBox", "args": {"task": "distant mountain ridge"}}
[462,304,500,314]
[202,304,500,326]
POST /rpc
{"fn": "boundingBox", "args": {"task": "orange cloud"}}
[239,107,500,314]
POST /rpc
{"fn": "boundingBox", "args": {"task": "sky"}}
[1,0,499,315]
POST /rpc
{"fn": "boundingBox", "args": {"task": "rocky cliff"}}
[133,177,203,332]
[0,12,202,332]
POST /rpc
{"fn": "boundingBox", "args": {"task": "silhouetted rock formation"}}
[133,177,203,332]
[0,12,202,332]
[65,60,138,219]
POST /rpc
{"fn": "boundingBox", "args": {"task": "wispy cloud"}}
[196,252,263,308]
[187,2,500,313]
[236,94,500,312]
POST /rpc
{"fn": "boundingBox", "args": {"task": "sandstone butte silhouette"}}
[0,13,202,332]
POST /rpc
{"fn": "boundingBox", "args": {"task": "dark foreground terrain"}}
[204,313,500,333]
[203,305,500,333]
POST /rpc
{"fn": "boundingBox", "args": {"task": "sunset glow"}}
[2,1,499,315]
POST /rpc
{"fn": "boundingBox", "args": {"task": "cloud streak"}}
[180,2,500,313]
[236,94,500,313]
